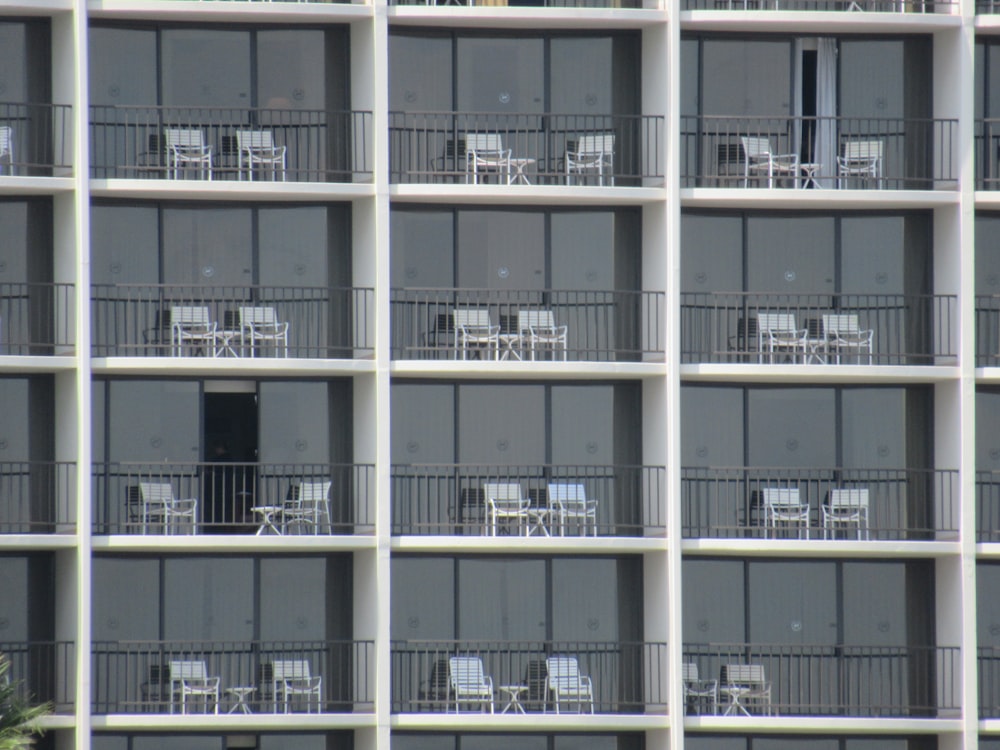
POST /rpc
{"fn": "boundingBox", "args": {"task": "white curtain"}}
[814,38,838,188]
[792,39,803,170]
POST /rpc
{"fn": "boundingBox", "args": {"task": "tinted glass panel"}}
[107,381,199,462]
[391,558,454,640]
[163,558,254,640]
[161,30,251,109]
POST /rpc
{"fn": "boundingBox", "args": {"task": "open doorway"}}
[204,390,258,533]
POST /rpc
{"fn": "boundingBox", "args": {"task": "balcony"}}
[979,647,1000,717]
[682,0,954,9]
[0,283,75,356]
[974,472,1000,542]
[680,293,957,366]
[91,640,374,715]
[90,284,373,359]
[92,461,374,536]
[389,113,664,186]
[681,116,958,190]
[0,462,76,534]
[682,467,958,541]
[975,295,1000,366]
[390,640,667,714]
[683,643,959,717]
[391,464,665,537]
[89,106,372,183]
[0,641,76,714]
[0,103,73,178]
[391,289,664,362]
[389,0,644,6]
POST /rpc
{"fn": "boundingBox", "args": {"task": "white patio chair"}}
[239,306,290,358]
[170,306,218,357]
[682,662,718,715]
[282,480,332,535]
[138,482,198,535]
[0,126,13,176]
[236,130,286,181]
[448,655,494,713]
[169,660,219,714]
[164,127,213,180]
[518,310,568,361]
[483,482,530,536]
[464,133,511,184]
[565,133,615,186]
[762,487,810,539]
[272,659,322,713]
[821,313,874,365]
[547,483,598,537]
[453,309,500,360]
[720,664,771,716]
[837,139,883,188]
[545,656,595,714]
[822,488,870,540]
[740,136,800,188]
[755,312,809,364]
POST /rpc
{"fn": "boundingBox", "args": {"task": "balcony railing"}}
[979,647,1000,717]
[681,292,957,366]
[0,283,75,356]
[681,116,958,190]
[0,641,76,713]
[683,0,954,10]
[392,464,665,537]
[0,103,73,177]
[89,106,372,182]
[974,295,1000,366]
[91,284,373,358]
[389,112,664,186]
[391,640,667,714]
[91,640,374,714]
[973,471,1000,542]
[683,643,959,717]
[682,466,958,541]
[389,0,644,6]
[392,288,664,362]
[92,461,374,535]
[0,462,77,534]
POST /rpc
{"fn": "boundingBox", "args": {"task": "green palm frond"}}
[0,655,51,750]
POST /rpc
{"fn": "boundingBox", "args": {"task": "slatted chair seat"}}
[545,656,595,714]
[169,660,220,714]
[547,483,598,537]
[740,136,800,188]
[463,133,512,184]
[756,312,808,364]
[239,306,289,358]
[682,662,718,715]
[164,127,213,180]
[170,306,218,357]
[822,488,870,540]
[271,659,322,713]
[483,482,530,536]
[236,130,286,181]
[453,309,499,360]
[448,655,494,713]
[821,313,874,365]
[137,482,198,535]
[837,139,883,188]
[720,664,771,716]
[565,133,615,186]
[282,480,332,535]
[518,310,568,361]
[762,487,809,539]
[0,126,13,176]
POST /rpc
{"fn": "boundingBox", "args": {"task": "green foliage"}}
[0,655,50,750]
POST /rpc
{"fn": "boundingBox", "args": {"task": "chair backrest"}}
[236,130,276,151]
[453,309,492,329]
[681,663,700,683]
[842,139,883,161]
[721,663,767,687]
[272,660,312,681]
[0,126,11,155]
[518,310,556,333]
[165,128,206,150]
[464,133,504,155]
[756,312,799,335]
[762,487,800,509]
[546,656,584,688]
[298,481,331,503]
[171,306,211,327]
[240,306,279,327]
[573,134,614,156]
[829,488,869,510]
[740,136,772,160]
[547,483,587,512]
[139,482,175,504]
[169,660,208,681]
[483,482,525,511]
[449,656,488,691]
[821,313,861,337]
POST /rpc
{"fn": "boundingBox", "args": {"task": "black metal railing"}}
[91,284,373,358]
[0,283,75,355]
[973,119,1000,188]
[683,0,953,10]
[973,471,1000,542]
[683,643,958,717]
[91,640,374,715]
[391,640,667,714]
[389,112,664,186]
[0,462,76,534]
[92,461,374,535]
[682,466,958,541]
[0,642,76,713]
[392,288,664,362]
[392,464,665,536]
[680,292,957,366]
[0,103,73,177]
[89,105,372,182]
[978,647,1000,716]
[681,115,957,190]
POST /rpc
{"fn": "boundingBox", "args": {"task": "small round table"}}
[499,684,528,714]
[799,163,823,189]
[508,158,537,185]
[226,686,256,714]
[252,505,284,536]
